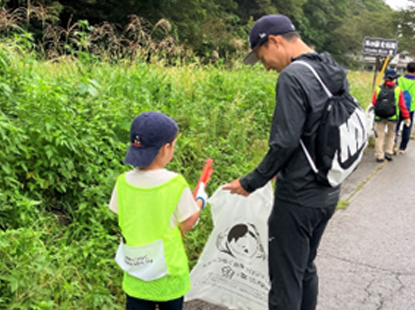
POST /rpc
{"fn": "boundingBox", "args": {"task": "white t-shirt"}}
[109,168,199,230]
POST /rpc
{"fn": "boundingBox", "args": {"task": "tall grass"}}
[348,70,374,109]
[0,43,277,309]
[0,41,374,309]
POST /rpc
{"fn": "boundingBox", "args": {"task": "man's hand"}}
[404,118,411,127]
[222,179,250,197]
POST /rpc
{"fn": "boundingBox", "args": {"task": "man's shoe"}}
[376,158,385,163]
[400,148,406,154]
[385,154,393,161]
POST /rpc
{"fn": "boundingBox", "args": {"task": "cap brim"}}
[124,145,160,168]
[243,50,259,65]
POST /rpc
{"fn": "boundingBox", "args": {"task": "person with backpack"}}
[222,14,365,310]
[395,62,415,154]
[108,111,208,310]
[372,68,410,162]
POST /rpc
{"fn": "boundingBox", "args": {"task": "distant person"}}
[395,62,415,154]
[223,14,349,310]
[109,111,207,310]
[372,68,410,162]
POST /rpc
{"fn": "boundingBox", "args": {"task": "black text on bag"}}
[294,61,368,187]
[374,85,396,118]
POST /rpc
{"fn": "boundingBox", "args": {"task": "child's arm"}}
[108,186,119,214]
[179,201,202,232]
[178,184,208,233]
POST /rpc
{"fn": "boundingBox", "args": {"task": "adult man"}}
[222,15,348,310]
[395,62,415,154]
[372,68,409,162]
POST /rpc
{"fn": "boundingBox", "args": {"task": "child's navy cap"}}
[243,15,296,65]
[384,68,397,80]
[124,111,178,168]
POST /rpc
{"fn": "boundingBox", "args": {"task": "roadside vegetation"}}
[0,4,375,309]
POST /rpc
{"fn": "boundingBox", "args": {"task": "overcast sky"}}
[385,0,409,10]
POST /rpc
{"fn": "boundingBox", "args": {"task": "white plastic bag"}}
[185,182,274,310]
[366,104,376,139]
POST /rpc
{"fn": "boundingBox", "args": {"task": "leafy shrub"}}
[0,220,123,309]
[0,42,277,308]
[0,41,372,308]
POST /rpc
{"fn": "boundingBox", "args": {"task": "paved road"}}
[185,141,415,310]
[316,143,415,310]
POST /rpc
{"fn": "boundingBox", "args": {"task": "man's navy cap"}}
[124,111,178,168]
[384,68,397,80]
[243,15,296,65]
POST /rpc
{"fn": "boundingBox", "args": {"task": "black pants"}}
[268,199,337,310]
[396,111,414,150]
[126,295,184,310]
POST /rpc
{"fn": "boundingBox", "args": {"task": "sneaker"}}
[376,158,385,163]
[385,154,393,161]
[393,144,399,155]
[400,148,406,154]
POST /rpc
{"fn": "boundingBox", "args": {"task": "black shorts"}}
[126,294,184,310]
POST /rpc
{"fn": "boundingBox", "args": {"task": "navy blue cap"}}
[243,15,296,65]
[124,111,178,168]
[384,68,397,80]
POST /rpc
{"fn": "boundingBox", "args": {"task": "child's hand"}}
[196,182,208,209]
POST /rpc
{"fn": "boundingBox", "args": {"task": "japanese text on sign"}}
[362,37,398,57]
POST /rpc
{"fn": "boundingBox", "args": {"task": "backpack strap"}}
[291,60,333,174]
[294,60,333,97]
[299,139,318,173]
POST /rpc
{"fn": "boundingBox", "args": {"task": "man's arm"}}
[239,71,308,193]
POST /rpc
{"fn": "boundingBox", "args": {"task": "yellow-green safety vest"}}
[116,173,191,301]
[398,76,415,112]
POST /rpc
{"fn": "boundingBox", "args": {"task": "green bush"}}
[0,43,278,308]
[0,220,123,309]
[0,42,373,308]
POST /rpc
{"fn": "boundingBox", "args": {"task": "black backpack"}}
[374,85,396,118]
[293,61,368,187]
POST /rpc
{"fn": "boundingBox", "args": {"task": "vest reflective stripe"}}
[116,173,191,301]
[375,86,401,121]
[398,76,415,111]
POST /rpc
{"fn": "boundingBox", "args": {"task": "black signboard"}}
[362,37,398,57]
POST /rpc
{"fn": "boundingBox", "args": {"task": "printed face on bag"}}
[229,229,257,258]
[217,223,266,261]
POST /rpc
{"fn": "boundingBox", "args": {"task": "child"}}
[109,111,207,310]
[372,68,410,162]
[395,62,415,154]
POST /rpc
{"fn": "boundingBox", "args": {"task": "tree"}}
[233,0,277,25]
[396,0,415,55]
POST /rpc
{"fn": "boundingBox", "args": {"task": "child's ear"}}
[160,143,170,154]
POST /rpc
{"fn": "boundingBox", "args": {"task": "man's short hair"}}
[281,31,301,41]
[407,62,415,73]
[262,31,300,47]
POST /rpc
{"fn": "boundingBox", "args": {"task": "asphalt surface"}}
[185,141,415,310]
[317,142,415,310]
